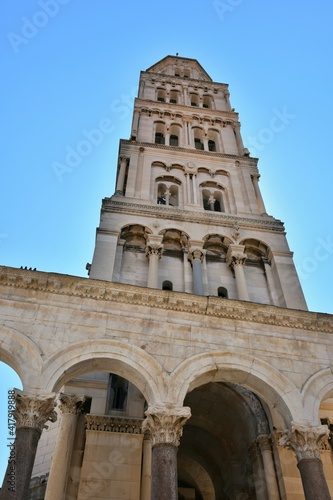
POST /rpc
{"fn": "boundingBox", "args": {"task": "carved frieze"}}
[85,415,144,434]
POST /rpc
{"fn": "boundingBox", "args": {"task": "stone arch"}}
[168,351,303,427]
[301,367,333,424]
[42,339,168,405]
[0,325,42,389]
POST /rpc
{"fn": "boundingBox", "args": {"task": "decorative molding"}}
[257,434,272,452]
[279,422,330,461]
[85,415,143,434]
[102,198,285,234]
[1,267,333,333]
[146,243,163,258]
[14,392,57,433]
[142,405,191,446]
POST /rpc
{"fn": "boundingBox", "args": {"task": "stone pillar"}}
[192,174,198,205]
[227,245,250,301]
[208,195,215,211]
[44,394,85,500]
[185,173,192,204]
[251,174,267,215]
[0,392,57,500]
[233,122,245,155]
[279,422,331,500]
[140,433,152,500]
[134,147,145,197]
[115,156,128,194]
[248,441,268,500]
[146,238,163,289]
[257,435,280,500]
[189,248,205,296]
[142,406,191,500]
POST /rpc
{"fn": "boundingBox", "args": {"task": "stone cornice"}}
[141,69,228,89]
[1,266,333,334]
[120,139,258,164]
[102,198,285,233]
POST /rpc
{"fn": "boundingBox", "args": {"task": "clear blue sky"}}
[1,0,333,482]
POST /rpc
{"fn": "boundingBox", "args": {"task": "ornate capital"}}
[14,392,57,433]
[188,248,205,263]
[142,406,191,446]
[257,434,272,452]
[58,393,86,415]
[279,422,329,461]
[251,173,260,183]
[146,243,163,258]
[226,244,247,269]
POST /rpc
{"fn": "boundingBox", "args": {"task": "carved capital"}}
[146,244,163,258]
[257,434,272,452]
[14,392,57,433]
[188,248,205,263]
[58,393,86,415]
[226,244,247,269]
[142,406,191,446]
[279,423,329,461]
[251,173,260,183]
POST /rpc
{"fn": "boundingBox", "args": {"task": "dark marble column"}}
[280,422,331,500]
[0,392,57,500]
[142,405,191,500]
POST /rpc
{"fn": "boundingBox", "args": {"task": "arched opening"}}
[194,138,204,150]
[208,139,216,152]
[157,88,166,102]
[162,280,173,291]
[154,121,166,144]
[190,93,199,107]
[217,286,228,298]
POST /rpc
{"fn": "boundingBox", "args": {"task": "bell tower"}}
[89,55,307,310]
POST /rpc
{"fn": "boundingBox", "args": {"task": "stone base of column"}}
[297,458,331,500]
[151,443,178,500]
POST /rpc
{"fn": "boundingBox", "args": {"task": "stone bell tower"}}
[89,55,306,311]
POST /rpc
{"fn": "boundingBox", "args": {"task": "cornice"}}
[101,198,285,233]
[141,69,228,89]
[85,414,143,434]
[135,97,238,120]
[120,139,258,163]
[1,266,333,334]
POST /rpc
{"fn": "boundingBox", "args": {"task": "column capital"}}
[279,422,329,461]
[257,434,272,452]
[251,173,261,181]
[142,405,191,447]
[188,248,205,263]
[146,243,163,258]
[58,393,86,415]
[14,392,57,433]
[226,244,247,268]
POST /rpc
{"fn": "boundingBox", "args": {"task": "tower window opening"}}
[155,132,165,145]
[194,138,204,150]
[157,97,165,102]
[162,280,173,291]
[208,140,216,152]
[218,287,228,298]
[170,134,179,146]
[107,374,128,412]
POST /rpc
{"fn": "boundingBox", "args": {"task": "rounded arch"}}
[113,221,153,235]
[301,368,333,424]
[168,351,303,427]
[0,325,42,389]
[239,238,271,261]
[42,339,168,405]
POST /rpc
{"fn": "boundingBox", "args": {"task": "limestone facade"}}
[0,56,333,499]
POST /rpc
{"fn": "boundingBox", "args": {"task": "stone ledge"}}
[0,266,333,334]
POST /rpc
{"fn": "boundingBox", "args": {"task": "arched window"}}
[156,178,180,207]
[195,138,204,150]
[208,140,216,152]
[203,95,214,109]
[218,287,228,298]
[155,132,165,144]
[170,134,179,146]
[190,93,199,106]
[202,186,225,212]
[162,280,173,291]
[157,89,166,102]
[169,90,178,104]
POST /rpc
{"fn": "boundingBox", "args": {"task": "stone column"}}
[208,195,215,211]
[189,248,205,296]
[0,392,57,500]
[185,173,192,204]
[44,394,85,500]
[257,435,280,500]
[227,245,250,301]
[134,147,145,197]
[115,156,128,194]
[192,174,198,204]
[249,441,268,500]
[146,238,163,289]
[251,174,267,215]
[140,433,152,500]
[142,405,191,500]
[233,122,245,155]
[279,422,331,500]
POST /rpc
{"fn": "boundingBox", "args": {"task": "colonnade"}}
[0,391,331,499]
